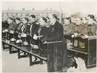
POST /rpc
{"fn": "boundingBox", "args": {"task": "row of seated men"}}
[2,13,97,59]
[3,14,97,42]
[2,14,51,57]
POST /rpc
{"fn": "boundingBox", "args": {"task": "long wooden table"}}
[2,40,47,66]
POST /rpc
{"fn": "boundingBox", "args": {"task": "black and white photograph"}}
[1,0,97,72]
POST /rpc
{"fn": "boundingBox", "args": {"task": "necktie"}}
[21,25,24,32]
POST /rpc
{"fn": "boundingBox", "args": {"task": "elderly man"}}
[45,14,67,72]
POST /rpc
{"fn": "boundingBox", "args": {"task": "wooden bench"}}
[2,40,47,66]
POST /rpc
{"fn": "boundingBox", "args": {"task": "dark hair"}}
[65,17,71,23]
[15,17,20,21]
[46,16,49,19]
[88,14,96,21]
[30,15,36,18]
[8,17,14,20]
[52,14,59,20]
[88,14,94,19]
[42,17,47,23]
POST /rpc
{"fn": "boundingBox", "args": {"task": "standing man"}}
[38,17,50,57]
[45,14,67,72]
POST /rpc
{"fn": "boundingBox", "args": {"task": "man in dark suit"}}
[29,15,40,46]
[38,17,50,57]
[14,17,21,40]
[20,17,31,46]
[2,20,9,30]
[7,17,16,41]
[2,19,9,39]
[45,14,67,72]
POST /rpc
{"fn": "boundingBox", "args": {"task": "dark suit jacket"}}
[39,26,49,42]
[30,22,40,45]
[23,23,31,35]
[46,21,64,42]
[30,22,40,37]
[8,22,16,31]
[17,22,23,33]
[2,21,9,30]
[14,23,21,32]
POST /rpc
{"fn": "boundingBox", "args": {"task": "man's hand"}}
[43,41,47,44]
[21,33,27,37]
[33,34,43,40]
[37,35,43,38]
[33,34,38,40]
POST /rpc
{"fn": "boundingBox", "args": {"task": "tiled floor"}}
[2,49,97,73]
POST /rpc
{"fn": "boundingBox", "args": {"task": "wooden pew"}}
[2,40,47,66]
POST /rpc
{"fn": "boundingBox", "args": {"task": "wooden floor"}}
[2,49,97,73]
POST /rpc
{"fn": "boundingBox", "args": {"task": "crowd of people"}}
[2,13,67,72]
[63,14,97,36]
[2,13,97,40]
[2,14,50,47]
[2,12,97,72]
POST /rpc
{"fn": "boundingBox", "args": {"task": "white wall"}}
[2,0,97,15]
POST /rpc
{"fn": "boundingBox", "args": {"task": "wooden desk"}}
[64,35,96,68]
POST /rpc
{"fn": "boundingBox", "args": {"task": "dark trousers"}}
[39,41,47,57]
[31,38,39,45]
[21,35,31,44]
[47,41,67,72]
[26,35,31,44]
[14,32,19,40]
[2,32,8,39]
[9,33,14,40]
